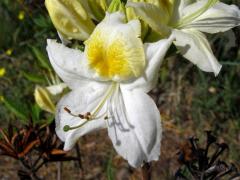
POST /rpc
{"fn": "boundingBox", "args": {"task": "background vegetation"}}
[0,0,239,179]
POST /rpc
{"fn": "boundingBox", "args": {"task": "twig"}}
[141,163,152,180]
[57,162,61,180]
[75,143,83,170]
[34,161,45,172]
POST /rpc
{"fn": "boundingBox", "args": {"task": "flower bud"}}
[126,0,173,40]
[34,86,56,114]
[45,0,95,41]
[80,0,108,21]
[126,0,150,39]
[108,0,125,13]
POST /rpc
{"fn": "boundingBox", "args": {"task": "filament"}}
[63,83,117,132]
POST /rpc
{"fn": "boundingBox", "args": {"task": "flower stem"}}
[141,163,151,180]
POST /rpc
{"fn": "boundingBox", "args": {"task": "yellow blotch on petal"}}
[85,29,145,81]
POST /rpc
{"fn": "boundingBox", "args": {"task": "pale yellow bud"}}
[80,0,108,21]
[108,0,125,13]
[127,0,155,20]
[126,0,174,40]
[34,86,56,114]
[144,0,175,13]
[45,0,96,41]
[156,0,175,20]
[126,0,150,39]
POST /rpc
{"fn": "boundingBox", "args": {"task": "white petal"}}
[183,1,240,33]
[107,88,162,167]
[84,12,145,82]
[121,35,174,92]
[93,11,141,40]
[46,39,104,89]
[181,0,217,18]
[55,85,109,151]
[170,0,194,25]
[46,83,67,95]
[57,32,71,45]
[173,29,222,76]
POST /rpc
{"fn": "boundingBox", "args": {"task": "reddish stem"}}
[141,163,151,180]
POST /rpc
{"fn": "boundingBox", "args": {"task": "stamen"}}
[62,83,117,132]
[79,114,84,119]
[64,107,71,114]
[64,107,86,119]
[85,112,91,120]
[91,83,117,117]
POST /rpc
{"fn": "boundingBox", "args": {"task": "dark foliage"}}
[175,131,240,180]
[0,121,81,179]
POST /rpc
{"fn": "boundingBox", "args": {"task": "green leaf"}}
[31,104,42,124]
[22,71,46,83]
[2,97,29,122]
[46,115,55,124]
[33,15,52,28]
[106,153,115,180]
[0,6,15,48]
[31,46,52,70]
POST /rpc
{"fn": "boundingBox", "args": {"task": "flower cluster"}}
[44,0,240,168]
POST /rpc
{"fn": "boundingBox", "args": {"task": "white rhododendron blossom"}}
[46,12,174,167]
[127,0,240,76]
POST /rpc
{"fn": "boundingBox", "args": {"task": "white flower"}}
[46,12,174,167]
[127,0,240,76]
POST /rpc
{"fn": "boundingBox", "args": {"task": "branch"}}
[141,163,152,180]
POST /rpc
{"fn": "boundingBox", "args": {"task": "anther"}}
[78,114,84,119]
[83,112,92,120]
[64,107,87,119]
[62,83,117,132]
[64,107,71,113]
